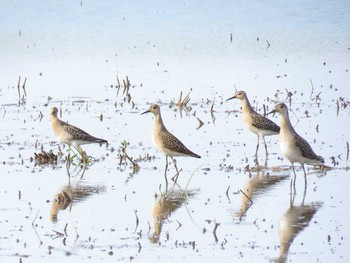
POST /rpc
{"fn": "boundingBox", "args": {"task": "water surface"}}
[1,1,350,262]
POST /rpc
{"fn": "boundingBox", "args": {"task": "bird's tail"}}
[318,155,325,163]
[98,139,108,148]
[191,152,201,158]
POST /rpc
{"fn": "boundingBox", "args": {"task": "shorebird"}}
[50,107,108,156]
[141,104,200,183]
[227,90,280,162]
[268,103,324,185]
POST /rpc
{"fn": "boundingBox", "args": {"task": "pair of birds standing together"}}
[227,91,324,186]
[50,90,324,184]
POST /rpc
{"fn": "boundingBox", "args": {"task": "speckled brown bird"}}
[50,107,108,155]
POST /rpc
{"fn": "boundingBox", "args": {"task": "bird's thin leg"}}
[254,136,260,166]
[170,157,180,182]
[320,164,324,176]
[164,156,169,175]
[255,136,260,157]
[289,186,296,206]
[172,157,179,173]
[262,136,269,167]
[262,136,268,158]
[301,179,307,206]
[291,163,297,194]
[73,145,84,159]
[302,164,307,187]
[76,145,89,165]
[76,145,84,157]
[164,156,169,187]
[66,145,72,170]
[68,145,71,160]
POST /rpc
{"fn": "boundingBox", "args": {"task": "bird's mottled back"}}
[160,131,201,158]
[50,107,108,148]
[295,135,324,164]
[251,112,280,133]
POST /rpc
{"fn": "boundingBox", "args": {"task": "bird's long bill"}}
[226,96,236,102]
[141,109,150,115]
[267,109,276,115]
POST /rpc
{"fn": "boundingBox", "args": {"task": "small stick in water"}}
[17,76,21,99]
[22,77,27,97]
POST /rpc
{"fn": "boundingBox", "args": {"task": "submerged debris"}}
[196,117,204,130]
[17,76,28,105]
[176,91,192,113]
[56,191,71,206]
[114,75,137,109]
[135,153,156,162]
[336,97,350,116]
[34,149,58,165]
[118,140,140,174]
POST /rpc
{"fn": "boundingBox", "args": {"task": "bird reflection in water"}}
[276,186,322,263]
[150,185,196,244]
[236,170,289,221]
[50,191,71,222]
[50,178,106,222]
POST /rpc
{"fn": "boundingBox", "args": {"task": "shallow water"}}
[1,1,350,262]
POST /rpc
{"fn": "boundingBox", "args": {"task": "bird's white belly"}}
[152,130,164,153]
[53,127,72,145]
[151,129,182,157]
[280,139,300,163]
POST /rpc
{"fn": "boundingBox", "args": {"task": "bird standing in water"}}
[50,107,108,158]
[141,104,200,184]
[268,103,324,188]
[227,90,280,164]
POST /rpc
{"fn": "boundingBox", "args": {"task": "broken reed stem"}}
[116,75,121,87]
[122,79,127,94]
[123,75,130,95]
[122,146,140,172]
[225,185,231,201]
[17,76,21,99]
[126,75,129,90]
[64,223,68,236]
[266,40,271,48]
[347,141,349,161]
[176,220,182,230]
[177,91,191,111]
[178,91,183,105]
[116,75,121,96]
[31,210,39,226]
[116,75,134,105]
[309,78,315,100]
[22,77,27,97]
[213,222,220,242]
[138,242,142,253]
[210,98,215,114]
[196,117,204,129]
[213,222,220,233]
[183,92,190,105]
[225,185,231,198]
[133,210,139,232]
[240,189,253,206]
[336,100,340,116]
[210,98,216,124]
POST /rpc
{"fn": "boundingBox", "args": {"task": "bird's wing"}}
[251,112,280,133]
